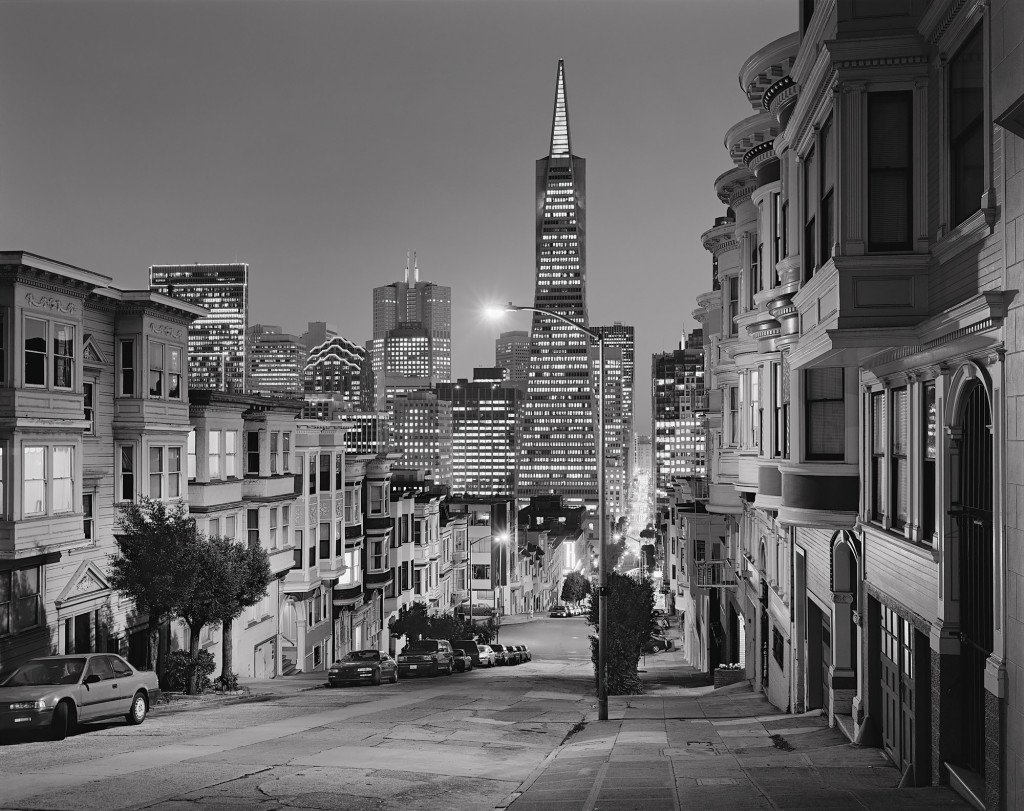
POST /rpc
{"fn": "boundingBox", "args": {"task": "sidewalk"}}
[503,645,971,811]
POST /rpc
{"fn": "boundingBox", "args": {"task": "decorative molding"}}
[149,323,184,340]
[25,292,75,314]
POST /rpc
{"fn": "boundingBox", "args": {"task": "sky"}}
[0,0,795,428]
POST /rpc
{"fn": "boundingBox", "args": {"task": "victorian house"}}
[690,1,1024,807]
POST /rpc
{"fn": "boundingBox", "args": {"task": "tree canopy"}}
[561,571,591,605]
[587,571,656,695]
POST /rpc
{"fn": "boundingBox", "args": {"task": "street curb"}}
[151,682,327,715]
[494,747,561,810]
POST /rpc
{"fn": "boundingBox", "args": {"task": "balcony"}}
[0,388,85,422]
[706,483,743,515]
[776,462,859,529]
[187,479,243,509]
[0,514,86,559]
[753,461,782,510]
[696,560,738,589]
[113,396,190,430]
[266,545,296,576]
[242,474,299,501]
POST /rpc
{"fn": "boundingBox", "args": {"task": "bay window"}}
[120,445,134,501]
[805,368,844,461]
[208,430,221,479]
[949,25,984,228]
[23,446,45,516]
[868,92,913,251]
[23,446,74,515]
[24,318,47,386]
[891,388,909,530]
[119,339,135,396]
[1,566,41,636]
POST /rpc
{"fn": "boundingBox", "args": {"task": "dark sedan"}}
[451,647,474,673]
[0,654,160,740]
[328,650,398,686]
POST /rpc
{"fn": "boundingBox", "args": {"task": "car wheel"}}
[372,670,382,686]
[125,691,148,725]
[50,700,75,741]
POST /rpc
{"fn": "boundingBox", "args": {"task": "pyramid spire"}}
[549,60,571,158]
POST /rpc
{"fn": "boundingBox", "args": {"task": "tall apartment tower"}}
[371,253,451,409]
[495,330,530,383]
[149,263,248,393]
[652,329,706,507]
[390,390,453,487]
[247,325,304,395]
[518,60,597,507]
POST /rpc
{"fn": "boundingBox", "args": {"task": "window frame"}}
[0,566,42,636]
[804,368,845,462]
[867,91,914,252]
[83,381,96,436]
[948,24,984,229]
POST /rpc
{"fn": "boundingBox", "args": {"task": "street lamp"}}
[467,531,509,640]
[488,301,609,721]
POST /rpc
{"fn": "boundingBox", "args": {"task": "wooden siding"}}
[795,526,833,605]
[863,528,936,623]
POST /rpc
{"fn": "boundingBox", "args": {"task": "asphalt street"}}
[0,617,595,811]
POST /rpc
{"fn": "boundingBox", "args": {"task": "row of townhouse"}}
[679,1,1023,808]
[0,250,510,682]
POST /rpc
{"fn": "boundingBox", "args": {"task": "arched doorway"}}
[955,380,993,775]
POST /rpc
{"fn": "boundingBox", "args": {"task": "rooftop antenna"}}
[405,251,410,284]
[413,251,419,284]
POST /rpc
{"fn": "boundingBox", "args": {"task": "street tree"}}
[213,538,272,685]
[389,602,432,641]
[560,571,591,605]
[587,571,655,695]
[109,498,203,680]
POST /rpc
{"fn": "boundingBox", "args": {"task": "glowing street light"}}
[487,301,609,721]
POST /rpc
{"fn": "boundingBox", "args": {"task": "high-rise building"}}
[652,330,706,507]
[390,390,453,487]
[149,263,248,393]
[247,325,304,395]
[495,330,530,383]
[303,334,368,409]
[597,322,636,510]
[372,252,451,409]
[518,60,597,508]
[597,323,635,443]
[597,346,627,520]
[436,368,522,498]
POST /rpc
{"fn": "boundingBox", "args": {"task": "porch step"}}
[281,656,297,677]
[945,762,985,810]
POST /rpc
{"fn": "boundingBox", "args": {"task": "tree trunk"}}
[187,623,201,695]
[221,616,234,681]
[148,614,162,682]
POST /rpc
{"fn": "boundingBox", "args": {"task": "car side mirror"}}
[84,674,101,685]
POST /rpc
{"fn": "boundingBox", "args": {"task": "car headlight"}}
[9,700,46,710]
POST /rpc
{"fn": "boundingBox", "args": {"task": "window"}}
[728,386,739,446]
[282,506,290,548]
[727,276,739,336]
[150,447,164,499]
[269,507,278,549]
[871,392,886,522]
[270,432,279,474]
[772,627,785,668]
[805,368,844,461]
[83,493,93,541]
[868,92,913,251]
[891,388,909,530]
[282,432,291,472]
[922,381,937,539]
[819,116,835,267]
[168,447,181,498]
[370,483,386,514]
[23,446,45,516]
[803,145,817,279]
[246,431,260,475]
[210,517,220,537]
[149,341,164,397]
[773,361,789,459]
[345,488,358,523]
[750,220,762,306]
[83,382,95,435]
[308,453,316,495]
[208,430,221,479]
[119,339,135,396]
[187,430,196,480]
[319,522,330,559]
[335,453,344,491]
[247,508,259,548]
[1,566,41,635]
[336,520,344,557]
[370,538,385,570]
[319,453,330,493]
[224,431,236,478]
[0,313,5,384]
[294,529,304,569]
[773,192,784,269]
[226,514,236,541]
[24,317,47,386]
[120,445,134,501]
[168,347,182,399]
[950,26,984,228]
[53,322,75,389]
[750,369,761,451]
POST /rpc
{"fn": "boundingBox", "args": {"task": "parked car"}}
[327,650,398,687]
[0,654,160,741]
[397,639,455,676]
[643,634,675,653]
[655,617,673,632]
[450,647,474,673]
[549,604,570,618]
[511,644,531,662]
[489,644,516,665]
[472,644,498,668]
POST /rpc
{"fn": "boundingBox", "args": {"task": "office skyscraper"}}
[518,60,597,507]
[372,252,451,409]
[597,322,636,488]
[247,325,304,395]
[149,263,248,393]
[496,331,530,383]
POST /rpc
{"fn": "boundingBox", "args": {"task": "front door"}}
[880,604,915,774]
[821,614,831,713]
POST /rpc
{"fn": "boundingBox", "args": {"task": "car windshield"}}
[477,645,492,652]
[405,641,438,652]
[2,657,87,686]
[341,651,380,663]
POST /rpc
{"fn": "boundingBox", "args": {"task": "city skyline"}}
[0,0,794,427]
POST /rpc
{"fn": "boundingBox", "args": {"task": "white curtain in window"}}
[52,446,73,513]
[23,447,45,515]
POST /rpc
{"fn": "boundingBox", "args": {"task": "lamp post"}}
[489,302,608,721]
